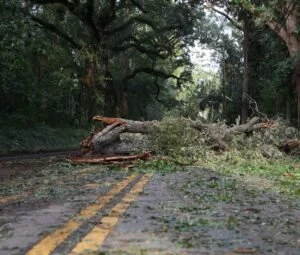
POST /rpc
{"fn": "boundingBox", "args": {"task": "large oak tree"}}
[23,0,197,119]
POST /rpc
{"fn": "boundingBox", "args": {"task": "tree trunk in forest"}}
[286,80,292,123]
[117,53,131,118]
[294,59,300,127]
[75,86,84,125]
[241,14,253,124]
[221,58,227,120]
[266,0,300,126]
[103,55,118,117]
[296,65,300,127]
[77,59,97,121]
[204,6,253,124]
[119,89,129,118]
[87,87,96,121]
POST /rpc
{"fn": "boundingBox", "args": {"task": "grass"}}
[132,158,181,173]
[206,156,300,197]
[0,124,87,155]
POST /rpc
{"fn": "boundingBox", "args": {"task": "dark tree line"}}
[23,0,198,121]
[0,0,299,128]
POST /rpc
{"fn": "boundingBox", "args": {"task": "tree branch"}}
[204,4,243,30]
[130,0,148,13]
[28,13,81,49]
[96,0,117,29]
[111,42,169,59]
[266,20,289,44]
[104,15,158,35]
[122,67,180,82]
[30,0,75,10]
[84,0,102,42]
[31,0,102,42]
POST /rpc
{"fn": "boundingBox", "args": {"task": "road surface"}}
[0,155,299,255]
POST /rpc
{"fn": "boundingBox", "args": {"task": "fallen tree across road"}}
[73,116,299,165]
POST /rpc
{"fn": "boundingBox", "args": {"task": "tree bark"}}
[84,116,156,154]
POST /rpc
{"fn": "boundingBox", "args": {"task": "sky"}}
[189,42,219,73]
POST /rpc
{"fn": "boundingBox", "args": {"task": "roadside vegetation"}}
[129,117,300,197]
[0,124,86,155]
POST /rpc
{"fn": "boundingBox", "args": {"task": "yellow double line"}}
[26,173,153,255]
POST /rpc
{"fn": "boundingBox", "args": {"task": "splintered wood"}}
[92,115,127,126]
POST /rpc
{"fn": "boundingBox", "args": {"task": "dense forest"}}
[1,0,299,131]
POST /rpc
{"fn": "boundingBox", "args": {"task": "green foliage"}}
[217,158,300,197]
[173,67,222,121]
[151,118,202,162]
[0,1,81,126]
[133,159,181,173]
[252,31,296,121]
[195,11,244,123]
[0,125,86,155]
[147,116,300,196]
[0,0,202,128]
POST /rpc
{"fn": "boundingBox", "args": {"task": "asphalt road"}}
[0,158,299,255]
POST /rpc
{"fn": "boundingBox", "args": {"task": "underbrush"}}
[0,124,86,155]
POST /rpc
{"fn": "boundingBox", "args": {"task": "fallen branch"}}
[92,116,126,125]
[70,151,151,164]
[228,117,260,133]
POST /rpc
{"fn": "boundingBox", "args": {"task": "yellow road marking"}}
[0,191,33,205]
[70,173,153,255]
[0,167,98,206]
[26,174,137,255]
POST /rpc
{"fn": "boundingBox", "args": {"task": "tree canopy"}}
[0,0,299,128]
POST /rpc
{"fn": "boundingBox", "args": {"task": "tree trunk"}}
[241,15,252,124]
[87,116,156,154]
[286,80,292,123]
[221,58,227,120]
[87,87,96,121]
[103,55,117,116]
[118,53,131,118]
[120,89,129,118]
[266,0,300,126]
[295,63,300,127]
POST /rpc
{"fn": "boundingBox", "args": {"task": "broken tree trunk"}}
[82,116,156,155]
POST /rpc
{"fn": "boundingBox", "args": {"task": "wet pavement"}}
[0,160,299,255]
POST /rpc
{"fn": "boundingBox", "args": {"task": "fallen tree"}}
[75,116,299,164]
[80,116,156,155]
